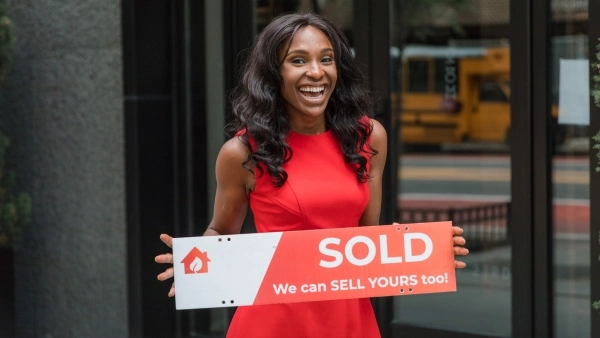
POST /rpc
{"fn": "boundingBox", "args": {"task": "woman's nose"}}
[305,61,324,79]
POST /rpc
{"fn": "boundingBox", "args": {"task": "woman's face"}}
[279,25,337,132]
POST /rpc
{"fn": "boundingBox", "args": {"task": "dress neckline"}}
[288,129,331,138]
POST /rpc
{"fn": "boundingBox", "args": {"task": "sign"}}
[172,222,456,310]
[558,59,590,126]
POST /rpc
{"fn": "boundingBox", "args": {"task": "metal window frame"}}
[589,1,600,337]
[510,0,553,337]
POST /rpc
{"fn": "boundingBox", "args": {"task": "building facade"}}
[0,0,598,337]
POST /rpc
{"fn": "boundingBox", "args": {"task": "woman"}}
[156,12,468,338]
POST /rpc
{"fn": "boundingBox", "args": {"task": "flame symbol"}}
[190,257,203,273]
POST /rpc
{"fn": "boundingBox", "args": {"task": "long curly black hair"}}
[228,12,376,187]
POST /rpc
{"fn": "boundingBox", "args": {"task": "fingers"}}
[155,253,173,264]
[157,266,174,281]
[156,234,176,297]
[453,228,468,268]
[160,234,174,248]
[168,282,176,297]
[390,223,469,268]
[453,236,466,246]
[454,246,469,256]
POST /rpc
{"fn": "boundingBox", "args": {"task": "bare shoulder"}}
[218,136,251,162]
[216,136,255,177]
[369,118,387,150]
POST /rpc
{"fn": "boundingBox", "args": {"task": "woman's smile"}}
[279,25,338,131]
[299,85,325,99]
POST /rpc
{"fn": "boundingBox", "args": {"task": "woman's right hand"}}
[155,234,176,297]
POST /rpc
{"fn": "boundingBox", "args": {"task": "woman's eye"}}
[291,58,306,64]
[322,56,333,63]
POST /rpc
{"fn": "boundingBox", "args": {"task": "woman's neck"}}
[288,119,327,135]
[289,126,327,135]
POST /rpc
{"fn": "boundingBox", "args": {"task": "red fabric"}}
[227,125,380,338]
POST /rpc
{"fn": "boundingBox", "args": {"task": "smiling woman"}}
[155,12,468,338]
[227,12,378,189]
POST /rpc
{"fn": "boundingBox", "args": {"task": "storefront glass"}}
[550,1,591,337]
[220,1,594,337]
[391,0,512,335]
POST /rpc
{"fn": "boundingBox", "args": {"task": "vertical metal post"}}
[511,0,552,336]
[354,1,394,337]
[588,0,600,335]
[122,1,143,335]
[169,2,183,336]
[183,0,194,239]
[172,0,201,335]
[531,0,553,336]
[510,0,534,336]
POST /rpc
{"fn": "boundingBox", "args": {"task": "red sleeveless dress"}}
[226,129,380,338]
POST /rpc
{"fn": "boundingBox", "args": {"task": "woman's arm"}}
[204,136,255,235]
[358,119,387,227]
[155,136,254,296]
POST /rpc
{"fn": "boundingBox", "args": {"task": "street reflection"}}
[395,152,589,336]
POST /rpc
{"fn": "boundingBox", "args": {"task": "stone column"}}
[0,1,128,337]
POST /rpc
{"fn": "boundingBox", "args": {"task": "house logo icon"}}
[181,247,211,274]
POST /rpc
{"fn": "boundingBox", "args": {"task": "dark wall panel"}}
[124,0,209,336]
[137,101,177,336]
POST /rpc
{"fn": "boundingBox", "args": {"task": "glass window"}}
[479,80,509,102]
[407,59,430,92]
[551,3,590,337]
[392,0,512,335]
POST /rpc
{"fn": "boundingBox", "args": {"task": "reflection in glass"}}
[551,2,590,337]
[392,0,512,336]
[256,0,354,45]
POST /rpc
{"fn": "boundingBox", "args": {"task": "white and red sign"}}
[172,222,456,310]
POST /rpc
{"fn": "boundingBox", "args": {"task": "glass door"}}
[550,1,591,337]
[391,0,513,336]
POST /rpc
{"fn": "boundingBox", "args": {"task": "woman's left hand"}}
[452,226,469,268]
[393,223,469,268]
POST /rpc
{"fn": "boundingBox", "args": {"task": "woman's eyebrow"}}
[287,48,334,55]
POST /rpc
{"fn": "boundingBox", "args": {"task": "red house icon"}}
[181,247,211,274]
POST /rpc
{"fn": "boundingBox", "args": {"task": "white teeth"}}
[299,86,324,92]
